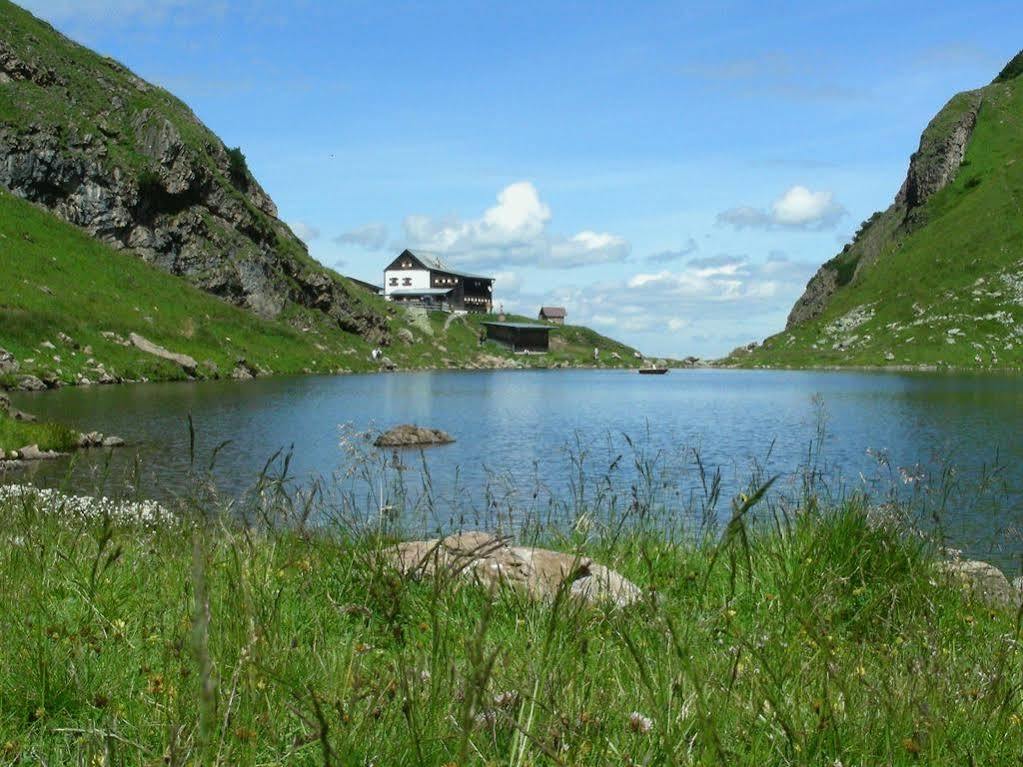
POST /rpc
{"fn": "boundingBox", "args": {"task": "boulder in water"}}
[374,424,454,448]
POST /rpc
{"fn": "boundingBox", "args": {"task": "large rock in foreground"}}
[380,532,642,608]
[938,558,1019,609]
[374,425,455,448]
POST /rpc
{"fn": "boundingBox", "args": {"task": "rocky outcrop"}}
[381,532,642,608]
[0,40,64,87]
[786,263,839,329]
[0,5,389,346]
[895,90,983,217]
[374,425,455,448]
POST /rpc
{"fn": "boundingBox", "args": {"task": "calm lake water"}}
[6,369,1023,563]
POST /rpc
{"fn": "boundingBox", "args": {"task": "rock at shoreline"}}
[77,431,126,448]
[380,531,641,608]
[939,558,1018,609]
[78,431,104,448]
[129,333,198,374]
[15,375,46,392]
[17,444,62,461]
[374,425,454,448]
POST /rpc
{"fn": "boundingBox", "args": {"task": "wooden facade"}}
[483,321,550,352]
[538,306,567,324]
[383,250,494,312]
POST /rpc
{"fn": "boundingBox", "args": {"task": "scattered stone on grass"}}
[129,332,198,374]
[0,347,18,375]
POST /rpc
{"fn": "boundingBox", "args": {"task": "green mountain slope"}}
[736,51,1023,369]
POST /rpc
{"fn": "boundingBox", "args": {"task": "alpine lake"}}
[7,368,1023,566]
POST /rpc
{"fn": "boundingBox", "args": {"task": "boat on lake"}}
[638,366,669,375]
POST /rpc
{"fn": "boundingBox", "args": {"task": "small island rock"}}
[375,425,455,448]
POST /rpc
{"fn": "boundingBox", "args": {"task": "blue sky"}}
[20,0,1022,357]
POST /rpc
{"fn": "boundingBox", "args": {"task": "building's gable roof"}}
[385,249,430,272]
[539,306,567,318]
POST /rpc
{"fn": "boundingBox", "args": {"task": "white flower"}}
[628,711,653,734]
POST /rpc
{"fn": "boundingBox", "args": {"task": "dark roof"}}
[483,321,551,330]
[391,249,494,281]
[346,276,383,294]
[387,288,454,296]
[539,306,567,318]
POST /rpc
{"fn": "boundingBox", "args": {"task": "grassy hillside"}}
[0,191,640,391]
[736,60,1023,369]
[2,482,1021,764]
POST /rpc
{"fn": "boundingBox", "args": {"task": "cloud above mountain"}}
[402,181,630,269]
[335,223,389,250]
[645,238,699,264]
[718,185,846,230]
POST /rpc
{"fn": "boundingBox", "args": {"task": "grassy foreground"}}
[1,485,1021,765]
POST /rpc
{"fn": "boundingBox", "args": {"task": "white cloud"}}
[771,186,842,226]
[402,181,629,269]
[335,223,389,250]
[718,185,846,230]
[512,252,819,355]
[289,220,320,244]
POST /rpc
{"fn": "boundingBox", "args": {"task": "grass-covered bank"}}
[0,411,79,454]
[1,485,1021,765]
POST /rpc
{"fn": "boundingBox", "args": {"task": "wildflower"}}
[902,737,921,754]
[147,674,165,695]
[627,711,653,734]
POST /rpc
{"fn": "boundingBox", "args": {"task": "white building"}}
[383,249,494,313]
